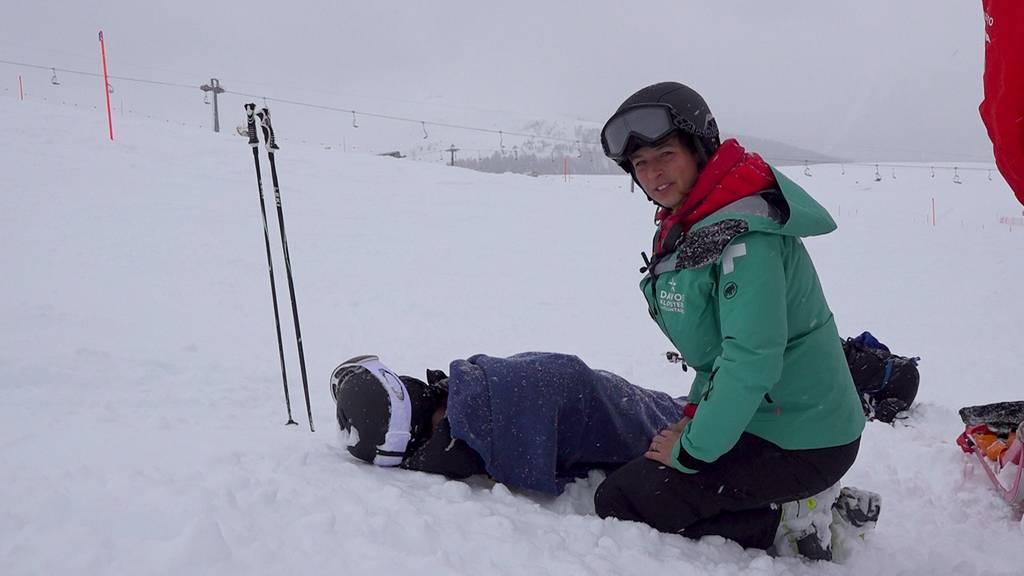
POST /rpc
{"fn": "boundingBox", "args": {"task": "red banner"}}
[980,1,1024,207]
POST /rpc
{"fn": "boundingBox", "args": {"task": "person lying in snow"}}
[593,81,879,561]
[330,352,683,495]
[331,352,880,561]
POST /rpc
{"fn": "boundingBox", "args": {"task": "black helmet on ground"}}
[601,81,721,176]
[331,355,444,466]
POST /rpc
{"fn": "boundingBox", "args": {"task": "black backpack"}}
[842,332,920,423]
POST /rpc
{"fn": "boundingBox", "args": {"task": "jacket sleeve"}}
[673,231,788,472]
[686,370,709,403]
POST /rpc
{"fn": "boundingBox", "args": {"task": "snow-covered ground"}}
[2,99,1022,576]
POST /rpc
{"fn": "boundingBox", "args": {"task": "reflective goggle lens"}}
[601,105,677,160]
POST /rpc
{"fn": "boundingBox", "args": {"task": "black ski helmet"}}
[331,355,444,466]
[602,81,721,177]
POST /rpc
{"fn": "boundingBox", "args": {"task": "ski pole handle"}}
[257,107,280,151]
[244,103,260,147]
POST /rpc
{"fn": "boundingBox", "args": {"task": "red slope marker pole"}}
[99,30,114,141]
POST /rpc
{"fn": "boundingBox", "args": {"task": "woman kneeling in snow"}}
[593,82,878,561]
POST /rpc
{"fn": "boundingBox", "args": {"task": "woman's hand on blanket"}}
[645,426,683,466]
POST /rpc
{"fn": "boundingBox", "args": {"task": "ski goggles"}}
[601,104,681,162]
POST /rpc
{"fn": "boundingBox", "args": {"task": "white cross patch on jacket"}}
[722,243,747,274]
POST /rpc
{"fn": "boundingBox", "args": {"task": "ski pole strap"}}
[878,359,895,392]
[244,103,259,148]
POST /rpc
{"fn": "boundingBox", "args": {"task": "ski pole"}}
[257,106,315,432]
[244,103,297,426]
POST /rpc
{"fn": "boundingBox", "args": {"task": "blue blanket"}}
[445,352,684,495]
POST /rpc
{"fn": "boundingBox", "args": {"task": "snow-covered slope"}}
[2,98,1022,576]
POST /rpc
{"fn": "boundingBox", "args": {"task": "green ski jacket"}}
[640,168,864,473]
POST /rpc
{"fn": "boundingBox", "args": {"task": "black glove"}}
[426,369,449,390]
[875,397,909,424]
[401,418,486,480]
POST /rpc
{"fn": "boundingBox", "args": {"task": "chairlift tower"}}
[200,78,226,132]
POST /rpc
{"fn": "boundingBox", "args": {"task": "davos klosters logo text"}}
[658,278,685,314]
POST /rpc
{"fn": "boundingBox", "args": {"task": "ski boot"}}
[771,482,842,561]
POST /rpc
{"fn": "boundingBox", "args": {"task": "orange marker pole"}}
[931,197,936,227]
[98,30,114,141]
[18,75,23,100]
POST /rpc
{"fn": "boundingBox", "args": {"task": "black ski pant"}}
[594,433,860,549]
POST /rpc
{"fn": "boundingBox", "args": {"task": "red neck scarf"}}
[654,139,776,256]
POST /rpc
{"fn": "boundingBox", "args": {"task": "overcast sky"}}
[1,1,992,161]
